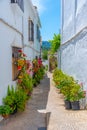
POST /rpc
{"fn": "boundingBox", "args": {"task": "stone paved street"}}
[0,74,50,130]
[1,73,87,130]
[47,72,87,130]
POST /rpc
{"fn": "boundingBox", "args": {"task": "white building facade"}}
[0,0,41,104]
[60,0,87,90]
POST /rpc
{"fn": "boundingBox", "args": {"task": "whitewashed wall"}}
[24,0,41,59]
[61,0,87,90]
[0,0,22,104]
[61,29,87,90]
[61,0,75,43]
[0,0,41,105]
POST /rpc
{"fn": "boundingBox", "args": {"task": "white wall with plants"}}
[61,0,87,92]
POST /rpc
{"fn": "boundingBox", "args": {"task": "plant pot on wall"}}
[71,101,80,110]
[64,100,72,109]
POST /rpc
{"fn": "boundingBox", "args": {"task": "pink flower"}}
[26,69,30,74]
[79,82,83,88]
[83,90,86,98]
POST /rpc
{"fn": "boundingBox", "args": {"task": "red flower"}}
[18,79,22,84]
[23,53,27,57]
[18,49,22,53]
[17,66,22,70]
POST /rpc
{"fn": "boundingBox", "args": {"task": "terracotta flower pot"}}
[2,114,9,119]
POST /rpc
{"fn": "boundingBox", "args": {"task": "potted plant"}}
[0,105,12,118]
[3,86,17,114]
[70,83,85,110]
[60,77,74,109]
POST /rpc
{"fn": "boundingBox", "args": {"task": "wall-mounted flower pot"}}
[64,100,72,109]
[71,101,80,110]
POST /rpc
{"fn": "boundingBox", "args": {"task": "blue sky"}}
[32,0,60,41]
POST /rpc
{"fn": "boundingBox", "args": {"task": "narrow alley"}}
[0,73,87,130]
[0,74,50,130]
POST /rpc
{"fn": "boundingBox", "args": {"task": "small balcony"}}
[11,0,24,13]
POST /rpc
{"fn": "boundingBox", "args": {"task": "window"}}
[12,47,21,81]
[28,20,34,42]
[37,25,41,42]
[11,0,24,12]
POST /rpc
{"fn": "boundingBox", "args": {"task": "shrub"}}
[3,86,17,113]
[53,68,85,102]
[15,88,27,112]
[0,105,12,116]
[19,73,33,93]
[3,86,27,113]
[69,83,85,102]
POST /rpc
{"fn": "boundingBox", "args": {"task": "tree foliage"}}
[42,49,48,60]
[49,34,61,54]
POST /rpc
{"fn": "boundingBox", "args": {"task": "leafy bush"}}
[49,34,61,54]
[33,66,45,86]
[42,49,48,60]
[53,68,85,102]
[53,68,65,87]
[15,88,27,111]
[19,73,33,93]
[3,86,17,113]
[60,77,75,101]
[69,83,85,102]
[45,65,48,71]
[0,105,12,116]
[3,86,27,113]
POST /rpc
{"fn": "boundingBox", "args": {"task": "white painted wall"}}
[76,0,87,33]
[0,0,41,105]
[23,0,41,59]
[0,0,22,104]
[61,0,87,91]
[61,0,75,43]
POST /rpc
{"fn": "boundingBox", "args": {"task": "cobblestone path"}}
[1,73,87,130]
[47,72,87,130]
[0,75,50,130]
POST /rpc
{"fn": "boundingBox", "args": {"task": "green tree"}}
[42,49,48,60]
[49,34,61,54]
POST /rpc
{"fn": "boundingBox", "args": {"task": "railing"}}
[11,0,24,12]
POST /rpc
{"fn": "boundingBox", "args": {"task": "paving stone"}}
[0,75,49,130]
[38,127,47,130]
[46,72,87,130]
[0,72,87,130]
